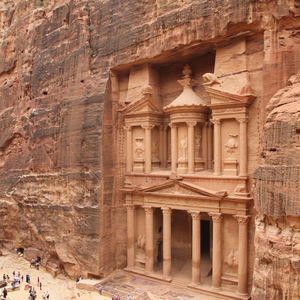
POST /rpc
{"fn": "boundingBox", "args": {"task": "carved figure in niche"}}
[179,137,187,159]
[202,73,221,86]
[225,134,238,158]
[137,235,146,250]
[152,139,159,159]
[195,135,202,158]
[225,250,238,270]
[134,138,144,159]
[135,235,146,264]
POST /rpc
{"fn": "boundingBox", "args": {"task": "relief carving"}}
[225,250,238,271]
[202,73,221,86]
[195,135,202,158]
[225,134,238,159]
[134,138,145,159]
[179,136,187,159]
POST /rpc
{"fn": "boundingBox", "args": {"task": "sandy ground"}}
[0,252,110,300]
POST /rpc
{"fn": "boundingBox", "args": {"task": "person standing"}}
[40,282,42,290]
[46,291,49,299]
[2,288,7,299]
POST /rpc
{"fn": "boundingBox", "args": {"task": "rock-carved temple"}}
[0,1,299,299]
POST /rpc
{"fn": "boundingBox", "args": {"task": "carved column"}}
[126,205,135,268]
[142,125,154,174]
[170,123,178,175]
[234,215,250,296]
[202,123,208,169]
[160,126,168,168]
[237,118,249,177]
[144,206,154,272]
[189,211,201,284]
[209,213,223,289]
[124,126,133,173]
[211,119,221,175]
[187,121,197,173]
[162,207,172,278]
[207,122,213,170]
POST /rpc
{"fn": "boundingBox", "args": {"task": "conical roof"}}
[164,65,206,111]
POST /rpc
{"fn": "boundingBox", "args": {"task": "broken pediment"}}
[141,180,227,199]
[124,88,163,117]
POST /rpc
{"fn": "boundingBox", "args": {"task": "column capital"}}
[234,215,250,224]
[125,204,135,211]
[161,207,172,216]
[208,212,223,223]
[142,124,155,130]
[123,125,132,131]
[169,123,177,129]
[143,206,154,214]
[211,118,221,125]
[160,125,168,131]
[236,117,249,124]
[188,211,201,220]
[187,121,197,128]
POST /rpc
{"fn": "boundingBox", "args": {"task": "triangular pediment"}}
[124,95,163,116]
[204,86,255,106]
[141,180,226,199]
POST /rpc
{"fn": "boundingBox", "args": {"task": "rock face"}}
[252,71,300,299]
[0,0,299,293]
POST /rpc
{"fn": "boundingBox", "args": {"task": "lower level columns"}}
[234,215,250,296]
[126,204,135,268]
[162,207,172,278]
[209,213,223,290]
[144,206,154,272]
[189,211,201,284]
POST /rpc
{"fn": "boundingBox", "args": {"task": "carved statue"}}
[179,137,187,159]
[226,250,238,269]
[137,235,146,250]
[134,138,144,159]
[195,135,202,158]
[202,73,221,86]
[225,134,238,158]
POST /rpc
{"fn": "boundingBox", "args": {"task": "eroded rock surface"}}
[252,71,300,299]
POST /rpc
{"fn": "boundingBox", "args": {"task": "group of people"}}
[1,270,50,300]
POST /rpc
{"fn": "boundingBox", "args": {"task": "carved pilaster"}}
[124,125,133,173]
[236,118,249,177]
[211,119,221,175]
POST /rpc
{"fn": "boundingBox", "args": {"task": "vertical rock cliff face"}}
[252,71,300,299]
[0,0,299,285]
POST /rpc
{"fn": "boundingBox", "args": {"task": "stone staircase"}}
[99,280,151,300]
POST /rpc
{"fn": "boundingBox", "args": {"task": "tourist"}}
[2,287,7,299]
[46,291,49,299]
[98,285,103,294]
[127,295,131,300]
[42,292,46,300]
[2,274,5,281]
[40,281,42,290]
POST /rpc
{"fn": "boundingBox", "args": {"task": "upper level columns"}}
[234,215,250,296]
[187,121,197,173]
[189,211,201,284]
[126,204,135,268]
[124,126,133,173]
[237,118,249,177]
[144,206,155,272]
[211,119,222,175]
[170,123,178,175]
[142,125,154,174]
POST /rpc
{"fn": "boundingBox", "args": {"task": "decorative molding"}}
[125,204,135,212]
[236,117,249,124]
[143,206,154,214]
[142,124,155,130]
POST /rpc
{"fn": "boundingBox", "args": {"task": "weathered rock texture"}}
[252,71,300,299]
[0,0,299,292]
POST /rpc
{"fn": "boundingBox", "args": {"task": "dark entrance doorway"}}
[201,220,210,256]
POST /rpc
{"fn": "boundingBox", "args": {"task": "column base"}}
[237,291,249,298]
[238,173,248,177]
[212,285,222,291]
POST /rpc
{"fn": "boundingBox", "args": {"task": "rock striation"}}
[252,71,300,299]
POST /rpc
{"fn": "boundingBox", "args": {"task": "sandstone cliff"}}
[0,0,300,287]
[252,71,300,299]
